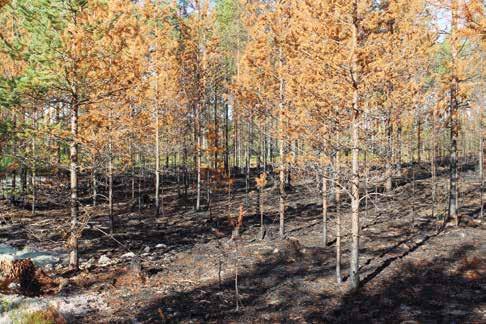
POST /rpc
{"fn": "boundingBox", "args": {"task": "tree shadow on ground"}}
[132,238,485,323]
[134,240,337,322]
[310,243,486,323]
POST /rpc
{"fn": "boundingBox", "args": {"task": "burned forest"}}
[0,0,485,323]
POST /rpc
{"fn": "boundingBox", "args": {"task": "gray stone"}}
[121,252,136,259]
[127,219,142,226]
[98,255,111,266]
[43,264,54,272]
[7,282,19,290]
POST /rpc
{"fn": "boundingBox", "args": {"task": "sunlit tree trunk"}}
[417,111,422,164]
[335,150,342,284]
[448,0,459,226]
[31,113,36,216]
[224,102,229,174]
[278,47,286,239]
[108,132,114,233]
[214,90,219,169]
[322,166,328,246]
[385,109,393,192]
[11,116,17,194]
[155,103,161,216]
[92,164,97,207]
[479,100,484,219]
[69,101,79,271]
[350,1,360,289]
[431,101,437,221]
[130,142,135,201]
[396,116,402,177]
[195,102,202,211]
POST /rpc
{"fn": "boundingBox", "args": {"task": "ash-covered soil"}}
[0,166,485,323]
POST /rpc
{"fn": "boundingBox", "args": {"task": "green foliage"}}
[215,0,246,74]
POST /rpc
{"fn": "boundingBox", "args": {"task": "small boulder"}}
[127,219,142,226]
[43,264,54,272]
[121,252,136,259]
[81,257,96,270]
[98,255,111,266]
[7,282,19,290]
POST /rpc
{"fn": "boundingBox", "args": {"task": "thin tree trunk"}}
[322,167,328,246]
[448,0,459,227]
[245,121,250,206]
[234,114,239,173]
[11,116,17,194]
[480,136,484,219]
[69,102,79,271]
[130,144,135,201]
[385,110,393,192]
[31,116,36,216]
[259,187,264,239]
[278,47,286,239]
[56,106,62,177]
[417,113,422,164]
[479,102,484,219]
[411,128,416,229]
[396,117,402,177]
[108,136,114,233]
[364,113,369,220]
[335,150,342,284]
[92,165,97,207]
[155,105,161,216]
[138,154,143,212]
[350,2,360,289]
[214,91,219,169]
[196,103,202,211]
[431,102,437,221]
[224,102,229,174]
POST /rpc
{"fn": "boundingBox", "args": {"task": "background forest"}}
[0,0,485,322]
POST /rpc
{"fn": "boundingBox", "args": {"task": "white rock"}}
[98,255,111,266]
[127,219,142,226]
[155,243,167,249]
[81,257,96,270]
[8,282,19,290]
[44,264,54,272]
[121,252,136,259]
[144,246,151,253]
